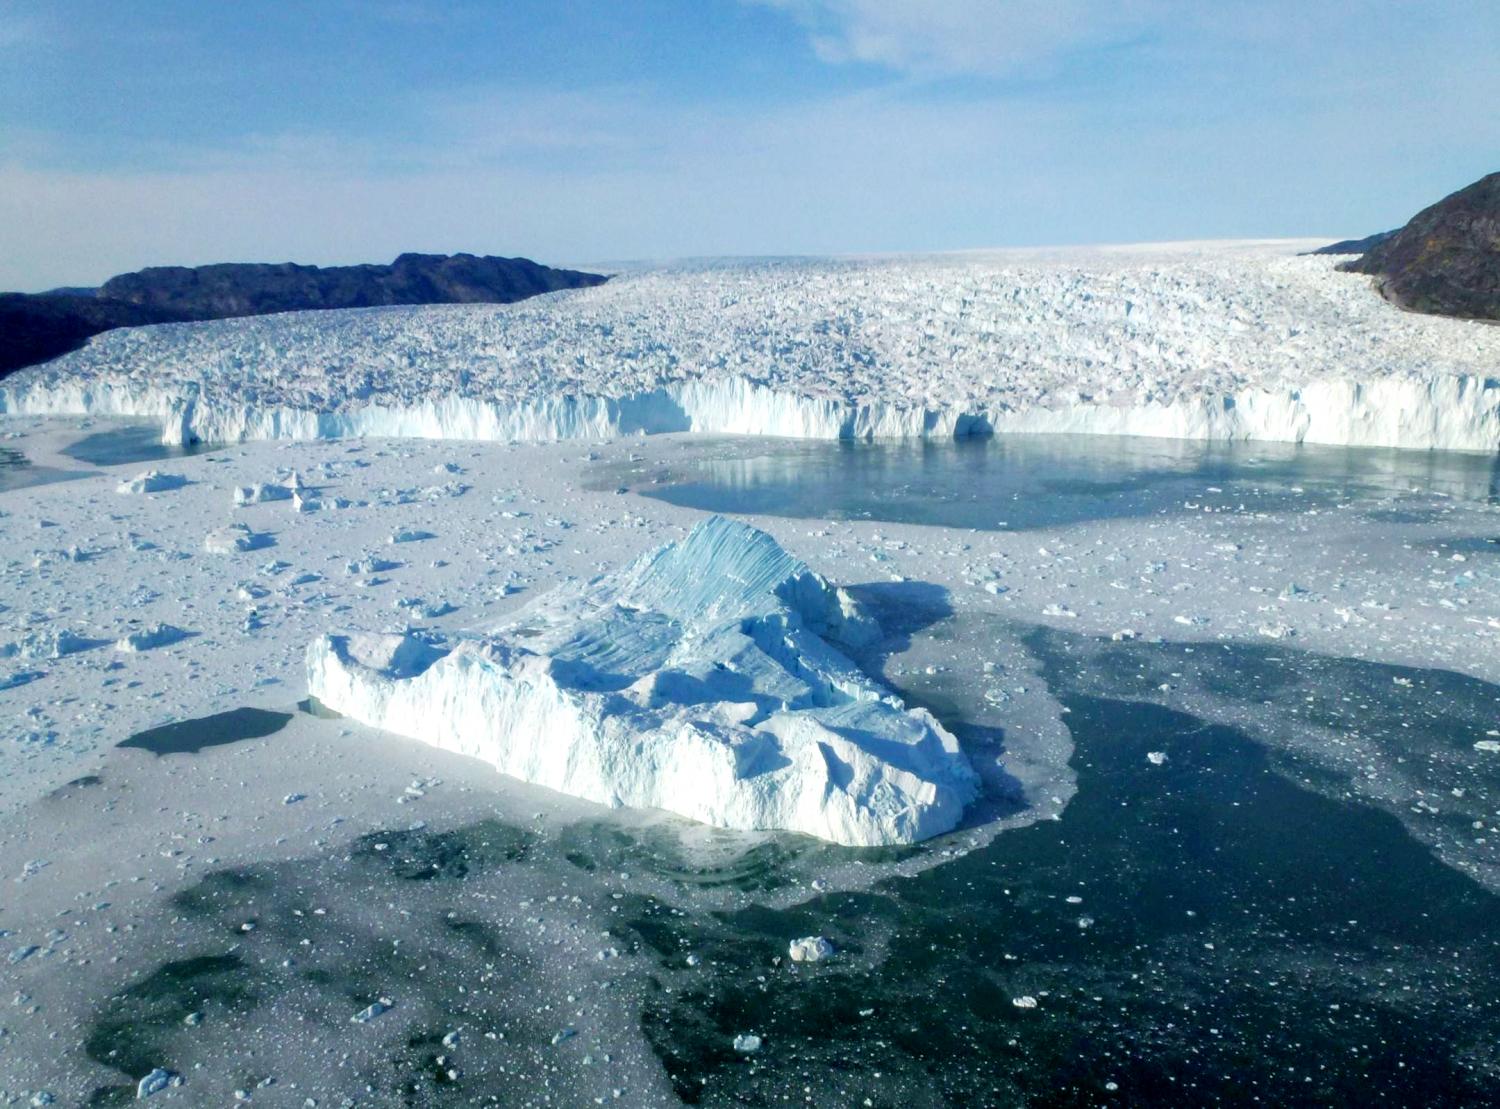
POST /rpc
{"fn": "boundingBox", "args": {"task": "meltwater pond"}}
[615,434,1500,529]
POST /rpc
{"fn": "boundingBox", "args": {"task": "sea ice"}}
[307,516,979,846]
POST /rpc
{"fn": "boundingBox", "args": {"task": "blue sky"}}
[1,0,1496,289]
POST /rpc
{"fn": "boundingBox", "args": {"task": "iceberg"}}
[307,516,979,846]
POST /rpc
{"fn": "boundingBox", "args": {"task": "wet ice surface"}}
[0,441,87,494]
[620,434,1500,531]
[3,420,1500,1105]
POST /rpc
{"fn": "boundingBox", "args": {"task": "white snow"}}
[4,244,1498,453]
[307,515,980,846]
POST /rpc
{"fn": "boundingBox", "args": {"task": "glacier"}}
[4,244,1499,452]
[306,515,980,846]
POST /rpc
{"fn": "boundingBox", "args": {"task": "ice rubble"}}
[4,245,1499,452]
[116,470,187,495]
[307,515,979,846]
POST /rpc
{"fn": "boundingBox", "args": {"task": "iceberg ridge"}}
[306,515,980,846]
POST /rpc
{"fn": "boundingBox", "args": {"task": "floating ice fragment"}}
[1474,740,1500,753]
[732,1033,763,1054]
[351,997,393,1023]
[116,624,190,653]
[1146,751,1167,766]
[2,629,96,660]
[307,517,978,846]
[788,936,835,963]
[234,483,292,506]
[135,1068,179,1098]
[117,471,187,495]
[1012,995,1039,1010]
[390,528,436,544]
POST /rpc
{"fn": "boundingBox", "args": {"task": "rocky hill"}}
[1340,172,1500,320]
[1,253,607,379]
[0,294,181,379]
[100,252,607,319]
[1304,229,1397,256]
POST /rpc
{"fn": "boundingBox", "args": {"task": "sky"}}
[1,0,1497,290]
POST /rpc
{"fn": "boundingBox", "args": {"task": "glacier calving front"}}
[5,244,1499,452]
[307,516,979,846]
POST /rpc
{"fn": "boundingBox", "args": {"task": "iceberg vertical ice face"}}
[306,516,979,845]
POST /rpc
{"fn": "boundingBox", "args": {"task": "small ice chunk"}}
[117,471,187,495]
[205,524,272,555]
[1474,740,1500,753]
[390,529,436,544]
[135,1068,179,1098]
[788,936,835,963]
[1011,995,1039,1009]
[732,1033,763,1054]
[1146,751,1167,766]
[115,624,189,653]
[3,628,95,661]
[234,483,292,506]
[551,1027,578,1045]
[351,997,394,1023]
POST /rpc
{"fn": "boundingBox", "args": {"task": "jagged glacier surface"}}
[5,243,1499,451]
[306,516,979,846]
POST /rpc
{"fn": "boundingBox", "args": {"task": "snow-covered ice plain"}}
[4,243,1500,452]
[2,241,1500,1105]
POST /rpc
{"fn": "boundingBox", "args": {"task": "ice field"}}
[4,243,1500,451]
[2,241,1499,1103]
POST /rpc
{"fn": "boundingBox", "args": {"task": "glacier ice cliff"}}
[5,245,1499,451]
[306,516,980,845]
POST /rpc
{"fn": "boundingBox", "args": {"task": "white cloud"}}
[754,0,1163,78]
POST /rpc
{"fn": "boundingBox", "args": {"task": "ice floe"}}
[116,470,187,495]
[115,623,190,653]
[307,515,979,845]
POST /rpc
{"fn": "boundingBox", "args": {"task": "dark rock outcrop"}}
[0,294,182,379]
[1303,230,1398,256]
[1339,172,1500,320]
[1,253,608,381]
[100,252,607,320]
